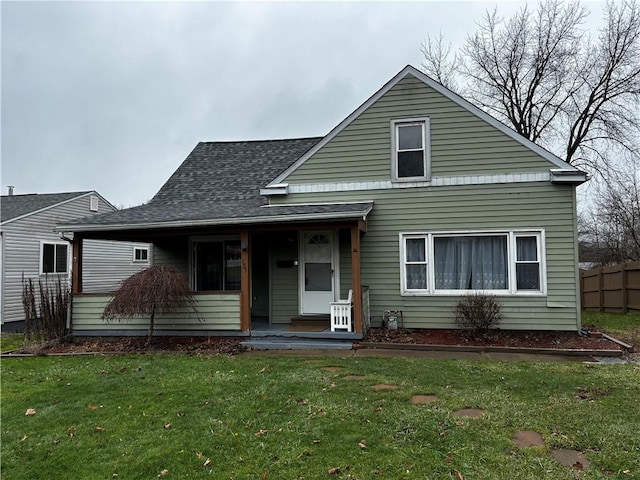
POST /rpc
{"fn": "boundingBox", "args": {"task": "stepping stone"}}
[322,367,343,373]
[453,408,485,418]
[511,430,544,447]
[372,384,398,391]
[551,448,590,470]
[411,395,439,404]
[343,375,367,380]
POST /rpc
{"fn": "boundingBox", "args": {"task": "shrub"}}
[453,293,503,336]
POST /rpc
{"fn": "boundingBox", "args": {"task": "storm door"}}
[300,231,336,314]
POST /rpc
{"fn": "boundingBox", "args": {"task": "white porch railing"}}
[330,289,353,332]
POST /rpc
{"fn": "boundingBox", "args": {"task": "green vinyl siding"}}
[152,238,189,277]
[284,75,552,184]
[271,182,579,331]
[269,231,299,324]
[71,293,240,333]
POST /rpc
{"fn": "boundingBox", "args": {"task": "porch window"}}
[400,230,545,295]
[194,240,241,291]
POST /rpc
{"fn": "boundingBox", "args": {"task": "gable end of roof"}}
[268,65,582,187]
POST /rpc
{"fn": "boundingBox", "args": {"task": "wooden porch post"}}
[351,223,363,334]
[72,235,83,294]
[240,230,251,332]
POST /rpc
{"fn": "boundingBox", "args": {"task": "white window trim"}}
[399,229,547,296]
[39,241,70,275]
[391,117,431,182]
[90,195,99,212]
[133,246,149,263]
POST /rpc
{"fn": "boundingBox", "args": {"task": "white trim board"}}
[285,172,552,195]
[267,65,584,187]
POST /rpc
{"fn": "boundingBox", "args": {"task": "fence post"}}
[622,262,629,314]
[598,267,604,312]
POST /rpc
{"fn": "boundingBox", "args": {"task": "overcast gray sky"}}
[2,1,606,208]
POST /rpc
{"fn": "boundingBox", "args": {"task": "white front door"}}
[300,231,335,314]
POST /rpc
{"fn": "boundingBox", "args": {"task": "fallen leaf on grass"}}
[196,452,204,459]
[25,408,36,416]
[358,440,367,449]
[255,429,268,437]
[95,426,104,432]
[158,469,169,477]
[203,458,211,467]
[20,435,28,442]
[312,440,320,445]
[328,467,340,475]
[259,367,267,373]
[119,367,127,373]
[88,403,97,410]
[68,427,77,436]
[53,439,60,445]
[164,424,172,430]
[453,470,464,480]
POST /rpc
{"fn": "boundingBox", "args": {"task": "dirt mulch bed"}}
[364,328,623,351]
[9,336,246,356]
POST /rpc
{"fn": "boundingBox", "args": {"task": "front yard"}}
[2,354,638,479]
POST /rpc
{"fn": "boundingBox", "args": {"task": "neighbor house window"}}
[133,247,149,263]
[41,242,69,274]
[392,118,430,181]
[400,230,544,295]
[193,240,241,291]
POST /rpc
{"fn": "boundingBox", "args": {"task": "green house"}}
[58,66,587,339]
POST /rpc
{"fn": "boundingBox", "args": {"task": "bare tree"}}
[103,265,198,341]
[580,162,640,264]
[421,0,640,174]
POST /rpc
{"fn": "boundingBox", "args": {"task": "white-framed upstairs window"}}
[133,247,149,263]
[399,230,546,296]
[40,242,69,275]
[391,117,431,181]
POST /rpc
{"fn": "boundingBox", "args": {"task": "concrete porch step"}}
[242,337,354,350]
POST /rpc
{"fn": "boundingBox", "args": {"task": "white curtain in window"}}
[434,236,507,290]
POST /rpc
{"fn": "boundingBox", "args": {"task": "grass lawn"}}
[582,310,640,347]
[1,334,25,353]
[2,354,638,479]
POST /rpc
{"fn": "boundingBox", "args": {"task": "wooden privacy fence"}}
[580,261,640,312]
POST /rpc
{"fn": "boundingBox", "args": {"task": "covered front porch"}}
[68,216,370,340]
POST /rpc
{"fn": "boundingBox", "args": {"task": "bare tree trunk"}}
[148,305,155,343]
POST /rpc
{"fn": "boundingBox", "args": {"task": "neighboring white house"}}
[0,189,151,332]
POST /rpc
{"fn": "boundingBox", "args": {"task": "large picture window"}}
[392,118,430,181]
[41,242,69,274]
[400,230,545,295]
[193,240,241,291]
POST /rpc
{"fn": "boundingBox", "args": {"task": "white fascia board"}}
[267,65,581,187]
[260,184,289,196]
[55,210,372,234]
[549,169,589,184]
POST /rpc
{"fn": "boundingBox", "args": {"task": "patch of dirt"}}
[551,448,590,470]
[511,430,545,447]
[12,336,245,356]
[365,328,623,351]
[372,384,398,391]
[453,408,485,418]
[411,394,439,404]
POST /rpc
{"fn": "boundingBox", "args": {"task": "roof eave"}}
[550,168,589,185]
[55,208,373,234]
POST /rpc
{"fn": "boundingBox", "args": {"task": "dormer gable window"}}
[391,117,431,181]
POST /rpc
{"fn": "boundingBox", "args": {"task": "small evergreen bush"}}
[453,293,503,336]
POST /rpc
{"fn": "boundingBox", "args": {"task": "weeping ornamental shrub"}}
[453,293,503,336]
[103,265,198,341]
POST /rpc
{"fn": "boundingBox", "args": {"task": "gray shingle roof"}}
[57,138,372,231]
[1,191,92,224]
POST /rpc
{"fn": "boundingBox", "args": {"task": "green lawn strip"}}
[2,355,638,479]
[0,333,25,353]
[582,310,640,347]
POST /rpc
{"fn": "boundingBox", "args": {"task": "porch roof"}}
[56,200,374,233]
